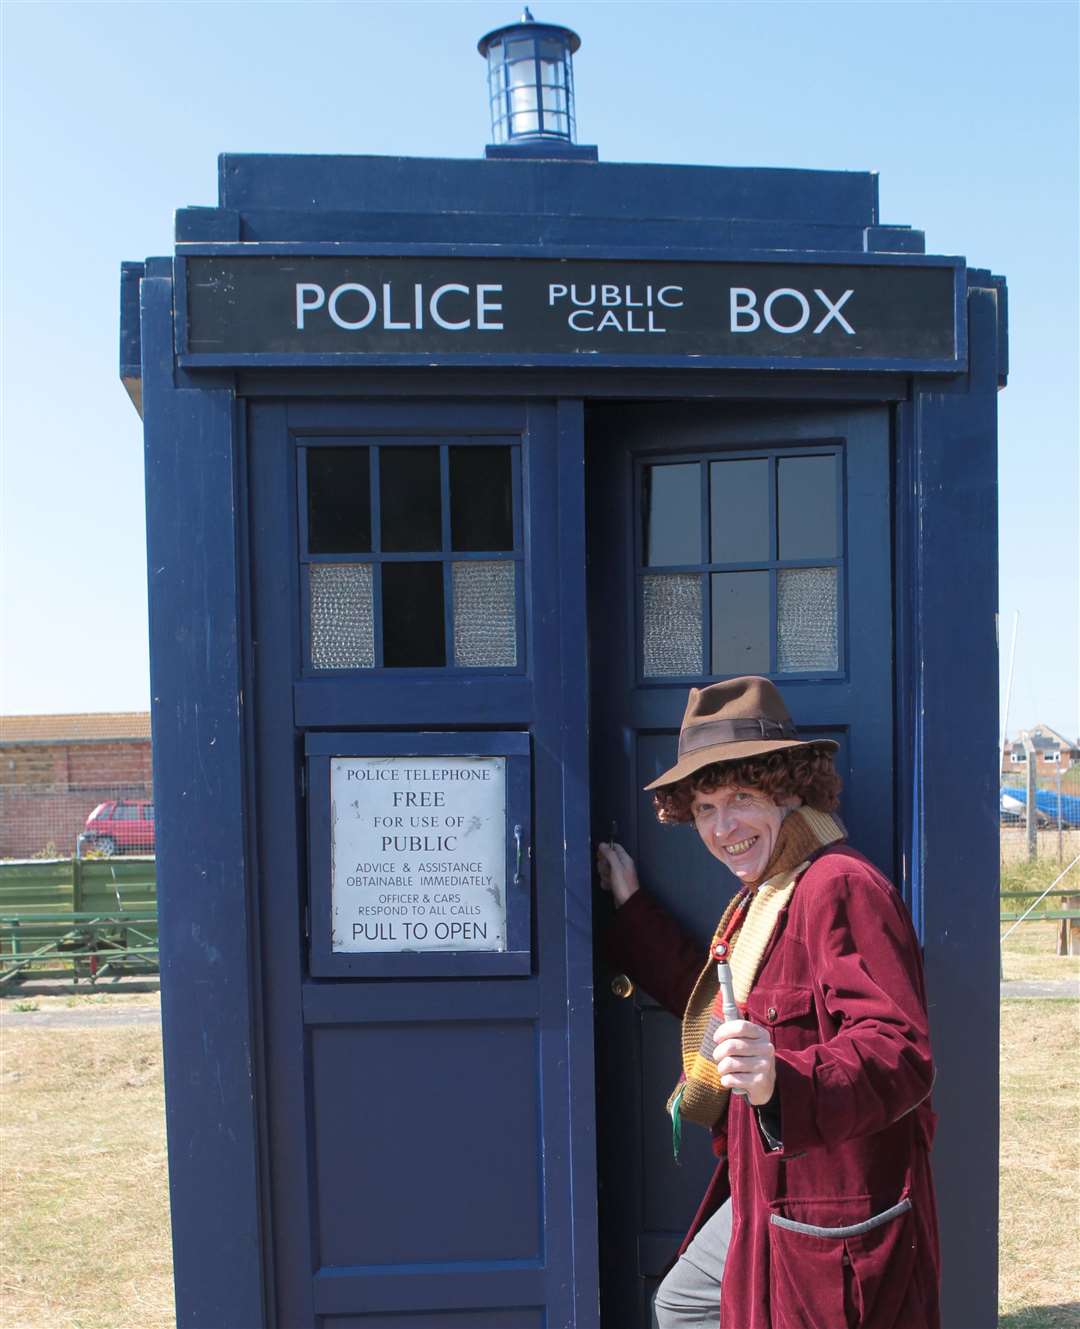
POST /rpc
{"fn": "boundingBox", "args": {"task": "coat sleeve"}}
[770,864,935,1154]
[606,890,706,1019]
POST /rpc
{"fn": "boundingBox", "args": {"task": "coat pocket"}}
[767,1195,918,1329]
[745,985,817,1053]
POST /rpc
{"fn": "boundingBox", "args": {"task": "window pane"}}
[382,562,446,667]
[510,84,538,113]
[307,448,370,554]
[379,446,441,553]
[539,56,566,83]
[778,456,838,560]
[711,572,770,675]
[310,563,375,669]
[507,56,534,84]
[450,446,513,551]
[453,561,517,667]
[511,111,540,134]
[642,574,703,677]
[709,459,769,564]
[643,463,701,567]
[541,85,567,112]
[777,567,839,672]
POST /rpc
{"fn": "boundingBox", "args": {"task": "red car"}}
[82,799,156,856]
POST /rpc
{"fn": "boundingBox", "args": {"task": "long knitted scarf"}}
[667,807,845,1153]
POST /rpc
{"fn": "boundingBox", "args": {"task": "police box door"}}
[247,396,599,1328]
[586,400,894,1329]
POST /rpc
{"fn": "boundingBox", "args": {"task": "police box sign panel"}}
[330,755,507,953]
[183,255,960,366]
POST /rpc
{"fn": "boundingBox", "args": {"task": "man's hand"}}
[713,1019,776,1106]
[596,841,640,908]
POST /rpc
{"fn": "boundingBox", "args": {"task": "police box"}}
[120,13,1006,1328]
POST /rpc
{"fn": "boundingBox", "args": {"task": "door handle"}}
[610,974,635,999]
[513,824,527,887]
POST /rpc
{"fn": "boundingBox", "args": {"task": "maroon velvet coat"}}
[610,845,940,1329]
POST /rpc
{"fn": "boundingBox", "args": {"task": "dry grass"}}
[0,1024,174,1329]
[1000,828,1080,866]
[998,998,1080,1328]
[1001,920,1080,984]
[0,982,1076,1328]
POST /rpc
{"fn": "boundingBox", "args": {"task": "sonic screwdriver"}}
[715,958,748,1099]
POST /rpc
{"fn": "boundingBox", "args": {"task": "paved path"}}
[3,983,1076,1027]
[1,1004,162,1029]
[1000,979,1079,1000]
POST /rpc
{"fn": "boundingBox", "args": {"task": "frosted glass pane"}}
[453,561,517,667]
[642,575,703,677]
[777,567,839,672]
[310,564,374,670]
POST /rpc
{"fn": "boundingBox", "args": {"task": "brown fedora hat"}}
[644,676,838,791]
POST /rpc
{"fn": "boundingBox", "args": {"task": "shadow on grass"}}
[999,1303,1080,1328]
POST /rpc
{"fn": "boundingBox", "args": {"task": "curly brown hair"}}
[653,745,842,825]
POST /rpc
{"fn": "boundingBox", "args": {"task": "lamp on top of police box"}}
[478,8,581,148]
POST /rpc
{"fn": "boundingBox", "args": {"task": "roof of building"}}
[1009,726,1080,754]
[0,713,152,744]
[1029,724,1079,750]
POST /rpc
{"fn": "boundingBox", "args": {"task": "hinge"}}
[299,766,307,798]
[304,904,310,939]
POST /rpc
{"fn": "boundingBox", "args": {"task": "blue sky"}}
[2,0,1077,739]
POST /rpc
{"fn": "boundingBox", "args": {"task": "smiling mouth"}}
[722,835,759,857]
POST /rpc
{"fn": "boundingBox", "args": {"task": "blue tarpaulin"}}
[1000,786,1080,826]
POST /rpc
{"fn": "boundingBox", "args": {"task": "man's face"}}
[691,784,799,883]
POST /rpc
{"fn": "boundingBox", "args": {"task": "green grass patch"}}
[1001,855,1080,895]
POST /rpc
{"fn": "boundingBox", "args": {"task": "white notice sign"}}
[330,755,507,953]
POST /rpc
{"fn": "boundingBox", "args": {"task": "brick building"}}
[1002,724,1079,777]
[0,713,152,857]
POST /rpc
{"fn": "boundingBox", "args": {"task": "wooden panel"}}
[311,1022,541,1267]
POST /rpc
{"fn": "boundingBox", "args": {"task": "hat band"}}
[678,716,799,756]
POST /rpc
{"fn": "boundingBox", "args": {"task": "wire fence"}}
[1000,827,1080,866]
[0,783,155,860]
[1000,766,1080,863]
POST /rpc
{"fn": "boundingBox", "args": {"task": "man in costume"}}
[597,676,940,1329]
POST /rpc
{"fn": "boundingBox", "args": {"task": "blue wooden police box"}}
[120,131,1006,1329]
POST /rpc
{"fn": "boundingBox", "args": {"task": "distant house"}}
[0,713,152,857]
[1002,725,1080,777]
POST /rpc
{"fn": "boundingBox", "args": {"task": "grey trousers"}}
[652,1199,733,1329]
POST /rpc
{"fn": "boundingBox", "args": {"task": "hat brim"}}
[643,737,840,792]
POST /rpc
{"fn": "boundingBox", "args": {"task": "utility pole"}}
[1025,733,1038,862]
[1057,767,1064,864]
